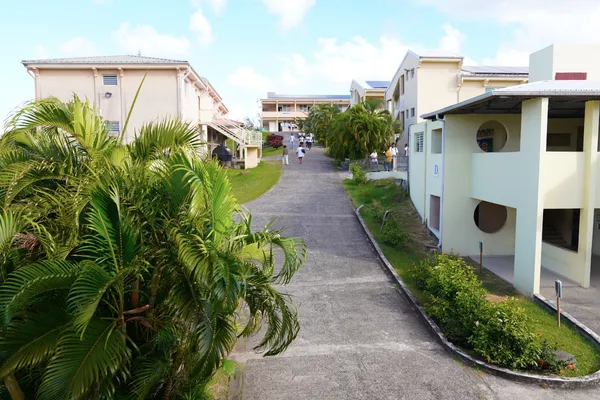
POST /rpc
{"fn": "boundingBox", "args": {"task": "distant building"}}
[408,43,600,296]
[260,92,350,132]
[349,80,390,108]
[22,55,262,168]
[385,50,529,149]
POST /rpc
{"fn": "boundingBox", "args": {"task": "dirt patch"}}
[486,293,507,303]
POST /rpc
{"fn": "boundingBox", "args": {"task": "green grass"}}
[261,146,282,158]
[343,178,600,377]
[226,161,282,204]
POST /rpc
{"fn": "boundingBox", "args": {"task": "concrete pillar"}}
[514,98,548,296]
[578,100,600,288]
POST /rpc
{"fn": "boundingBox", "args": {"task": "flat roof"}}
[422,80,600,119]
[264,92,350,100]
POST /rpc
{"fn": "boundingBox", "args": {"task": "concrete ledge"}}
[354,204,600,389]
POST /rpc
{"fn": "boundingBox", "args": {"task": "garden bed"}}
[343,178,600,384]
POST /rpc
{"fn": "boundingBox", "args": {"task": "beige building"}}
[408,43,600,296]
[261,92,350,132]
[349,80,390,108]
[22,55,262,168]
[385,50,529,149]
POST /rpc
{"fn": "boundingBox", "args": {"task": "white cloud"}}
[420,0,600,65]
[189,9,214,45]
[192,0,227,13]
[60,37,97,56]
[227,66,272,91]
[438,24,464,55]
[260,0,316,30]
[112,23,190,58]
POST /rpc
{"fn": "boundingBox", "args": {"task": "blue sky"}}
[1,0,599,123]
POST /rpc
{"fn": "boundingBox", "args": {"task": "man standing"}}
[390,143,397,170]
[384,146,392,171]
[282,145,289,166]
[289,134,295,150]
[369,150,378,171]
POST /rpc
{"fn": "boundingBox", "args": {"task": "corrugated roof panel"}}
[365,80,391,89]
[22,55,188,65]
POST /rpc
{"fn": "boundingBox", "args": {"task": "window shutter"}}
[555,72,587,80]
[103,75,118,85]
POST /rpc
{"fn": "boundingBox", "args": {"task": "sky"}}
[2,0,600,124]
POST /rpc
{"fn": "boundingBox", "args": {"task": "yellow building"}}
[349,80,390,108]
[409,44,600,296]
[260,92,350,132]
[385,50,529,149]
[22,55,262,168]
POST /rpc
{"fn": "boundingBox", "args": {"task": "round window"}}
[476,121,508,153]
[473,201,507,234]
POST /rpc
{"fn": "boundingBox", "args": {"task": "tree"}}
[0,95,305,399]
[297,104,340,146]
[326,100,398,161]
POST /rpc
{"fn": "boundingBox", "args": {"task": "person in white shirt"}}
[369,150,378,171]
[390,143,397,170]
[289,134,295,149]
[306,135,313,150]
[297,144,306,164]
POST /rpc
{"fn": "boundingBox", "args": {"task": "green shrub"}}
[362,203,385,223]
[350,163,367,185]
[424,254,488,344]
[380,218,410,248]
[469,299,543,370]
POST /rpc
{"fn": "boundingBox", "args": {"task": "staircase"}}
[203,117,262,148]
[542,221,571,249]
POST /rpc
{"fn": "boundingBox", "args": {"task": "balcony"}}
[261,111,309,119]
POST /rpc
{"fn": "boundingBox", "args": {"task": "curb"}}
[354,204,600,389]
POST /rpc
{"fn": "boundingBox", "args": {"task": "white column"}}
[513,98,548,296]
[578,100,600,288]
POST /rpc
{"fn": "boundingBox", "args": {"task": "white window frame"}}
[103,75,118,86]
[107,121,120,135]
[411,107,415,117]
[415,132,424,153]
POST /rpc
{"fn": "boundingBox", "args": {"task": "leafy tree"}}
[0,95,305,399]
[297,104,340,146]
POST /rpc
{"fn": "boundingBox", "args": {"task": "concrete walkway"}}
[234,144,600,400]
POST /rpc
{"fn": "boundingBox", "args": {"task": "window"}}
[411,68,415,78]
[547,133,571,148]
[415,132,424,153]
[299,105,309,112]
[400,75,405,95]
[107,121,120,136]
[431,129,442,154]
[555,72,587,80]
[103,75,118,86]
[278,105,291,112]
[410,108,415,117]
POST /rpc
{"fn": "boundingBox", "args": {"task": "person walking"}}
[306,134,313,150]
[369,149,378,171]
[384,146,392,171]
[289,134,295,150]
[297,143,306,164]
[282,145,289,166]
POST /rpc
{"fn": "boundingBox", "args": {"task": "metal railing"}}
[345,155,408,172]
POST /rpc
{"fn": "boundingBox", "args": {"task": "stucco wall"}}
[530,44,600,81]
[529,45,555,82]
[409,123,427,220]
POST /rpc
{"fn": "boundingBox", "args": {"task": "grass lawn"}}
[226,161,282,204]
[343,178,600,377]
[261,146,282,158]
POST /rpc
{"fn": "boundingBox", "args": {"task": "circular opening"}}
[476,121,508,153]
[473,201,508,234]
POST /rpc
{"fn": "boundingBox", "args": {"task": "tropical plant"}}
[297,104,340,146]
[0,94,305,399]
[326,100,398,161]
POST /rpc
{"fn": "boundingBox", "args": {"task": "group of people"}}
[282,132,315,166]
[369,143,408,171]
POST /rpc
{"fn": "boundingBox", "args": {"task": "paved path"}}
[234,143,600,400]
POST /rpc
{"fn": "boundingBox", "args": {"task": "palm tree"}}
[327,100,398,161]
[299,104,340,146]
[0,95,305,399]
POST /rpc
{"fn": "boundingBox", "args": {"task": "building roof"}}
[409,49,463,59]
[264,92,351,100]
[364,80,391,89]
[461,65,529,78]
[22,55,187,66]
[422,80,600,119]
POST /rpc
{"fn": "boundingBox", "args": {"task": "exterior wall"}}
[530,44,600,82]
[260,98,350,131]
[398,54,420,144]
[459,79,527,102]
[416,61,462,122]
[409,123,427,220]
[35,68,182,142]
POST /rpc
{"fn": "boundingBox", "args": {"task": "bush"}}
[469,299,543,370]
[380,218,410,248]
[350,163,367,185]
[413,253,559,371]
[266,134,283,148]
[361,203,385,223]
